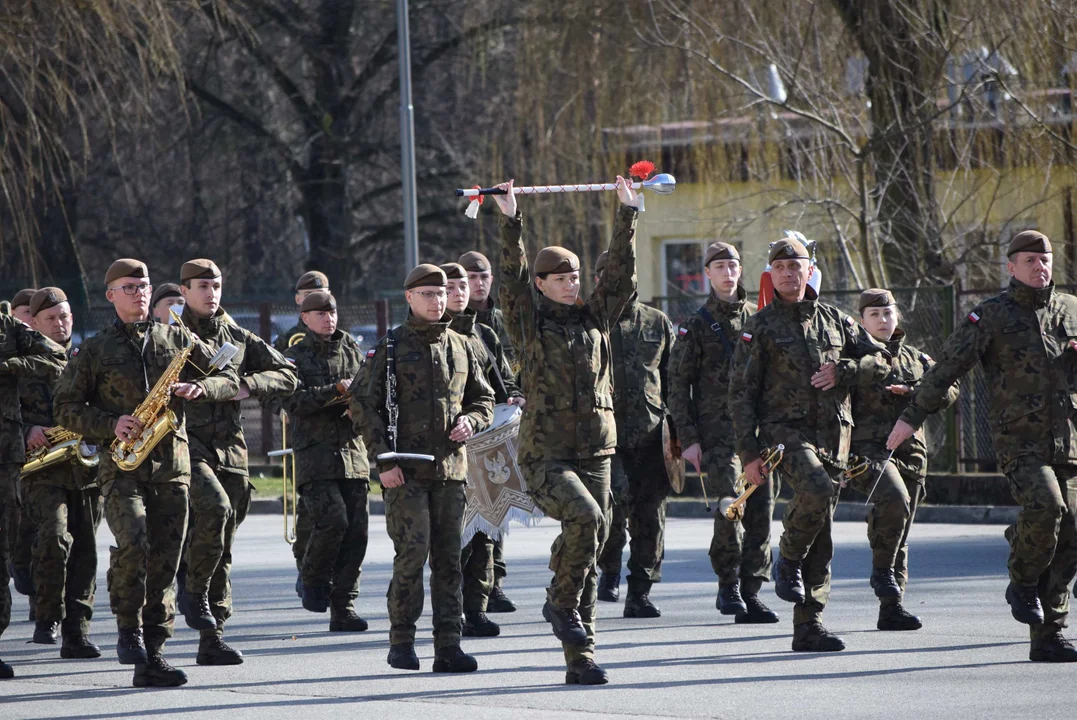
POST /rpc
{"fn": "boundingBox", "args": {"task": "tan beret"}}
[151,283,182,309]
[440,263,467,280]
[858,288,897,313]
[405,264,447,290]
[705,242,740,266]
[295,271,329,292]
[768,239,810,264]
[535,246,580,275]
[300,291,336,313]
[180,258,222,282]
[29,287,68,317]
[595,251,609,277]
[1007,230,1051,257]
[105,258,148,286]
[11,288,37,309]
[458,251,491,273]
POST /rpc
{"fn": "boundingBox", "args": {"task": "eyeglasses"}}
[413,290,447,301]
[115,284,153,296]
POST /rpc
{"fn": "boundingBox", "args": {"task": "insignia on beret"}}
[741,332,753,343]
[784,245,795,257]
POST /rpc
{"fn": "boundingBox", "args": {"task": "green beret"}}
[705,242,740,265]
[29,287,68,317]
[105,258,148,286]
[405,264,447,290]
[768,238,810,264]
[535,246,580,275]
[858,288,897,313]
[595,251,609,277]
[11,288,37,309]
[300,291,336,313]
[180,258,222,282]
[458,251,491,273]
[440,263,467,280]
[1007,230,1051,257]
[295,271,329,292]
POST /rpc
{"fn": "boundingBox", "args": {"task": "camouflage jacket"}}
[449,308,522,405]
[498,205,637,464]
[901,279,1077,469]
[273,319,310,354]
[730,288,890,469]
[183,306,298,476]
[352,313,494,484]
[53,317,240,486]
[611,296,675,449]
[472,297,518,375]
[851,329,959,476]
[1,315,71,466]
[281,329,367,484]
[669,287,755,453]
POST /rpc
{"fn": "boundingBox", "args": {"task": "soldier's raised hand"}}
[492,180,516,217]
[615,175,640,208]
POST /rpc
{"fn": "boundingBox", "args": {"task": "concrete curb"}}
[251,496,1018,525]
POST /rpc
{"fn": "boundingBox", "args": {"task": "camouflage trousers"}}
[103,476,189,652]
[846,444,924,605]
[299,479,370,607]
[1002,457,1077,639]
[0,464,17,638]
[706,448,776,595]
[24,476,102,636]
[524,457,611,665]
[777,448,840,625]
[292,497,312,573]
[493,537,507,589]
[461,531,494,613]
[11,495,36,599]
[179,463,252,636]
[384,479,465,649]
[597,442,669,594]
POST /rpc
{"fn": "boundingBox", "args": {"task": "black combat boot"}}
[387,643,420,670]
[486,585,516,613]
[565,658,608,686]
[301,584,331,613]
[116,627,148,665]
[870,567,901,599]
[0,658,13,679]
[773,555,806,604]
[329,605,369,632]
[597,572,620,602]
[1030,630,1077,663]
[1005,582,1044,625]
[716,581,748,616]
[736,594,780,624]
[542,600,588,646]
[623,592,661,619]
[197,635,244,665]
[792,622,846,652]
[32,620,59,644]
[61,634,102,659]
[184,591,217,631]
[133,653,188,688]
[462,611,500,637]
[877,602,922,631]
[432,645,478,673]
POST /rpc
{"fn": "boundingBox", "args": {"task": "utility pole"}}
[397,0,419,272]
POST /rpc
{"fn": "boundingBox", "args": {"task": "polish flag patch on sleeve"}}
[967,311,980,324]
[678,326,689,337]
[741,332,753,343]
[366,348,377,358]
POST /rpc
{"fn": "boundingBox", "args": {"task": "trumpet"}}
[269,412,298,545]
[718,444,785,522]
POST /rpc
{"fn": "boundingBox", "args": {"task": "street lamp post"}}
[396,0,419,273]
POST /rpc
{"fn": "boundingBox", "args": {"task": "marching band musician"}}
[352,264,493,674]
[174,259,297,664]
[281,291,370,632]
[8,287,40,614]
[494,175,640,686]
[53,259,239,688]
[729,238,889,653]
[20,289,104,657]
[10,288,37,326]
[441,262,524,639]
[593,251,676,620]
[669,242,779,624]
[150,284,184,325]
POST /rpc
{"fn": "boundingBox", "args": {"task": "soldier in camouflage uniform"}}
[150,284,184,325]
[460,250,518,613]
[54,258,239,688]
[0,305,67,680]
[495,176,640,685]
[442,262,524,638]
[669,242,780,624]
[730,238,890,653]
[174,259,298,664]
[591,250,676,619]
[281,291,370,632]
[889,231,1077,663]
[849,289,959,632]
[8,288,39,611]
[20,289,104,658]
[353,264,494,673]
[10,288,36,326]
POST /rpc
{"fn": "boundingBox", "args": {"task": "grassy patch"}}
[248,472,382,497]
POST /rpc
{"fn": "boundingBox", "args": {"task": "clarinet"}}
[385,329,398,453]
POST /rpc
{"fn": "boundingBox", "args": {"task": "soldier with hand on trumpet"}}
[52,259,240,688]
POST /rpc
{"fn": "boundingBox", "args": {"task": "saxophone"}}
[21,427,100,478]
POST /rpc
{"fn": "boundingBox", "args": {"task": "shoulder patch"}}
[285,357,296,365]
[920,352,932,362]
[366,348,376,359]
[71,347,79,357]
[741,332,753,343]
[968,311,980,324]
[678,325,689,337]
[844,316,854,326]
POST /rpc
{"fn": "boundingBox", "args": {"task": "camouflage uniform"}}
[596,297,675,598]
[848,328,958,605]
[669,287,777,597]
[730,288,889,625]
[498,204,638,666]
[450,308,522,614]
[353,312,494,650]
[272,318,313,572]
[53,317,238,653]
[282,329,369,611]
[180,306,297,636]
[0,316,67,647]
[19,341,103,642]
[900,279,1077,642]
